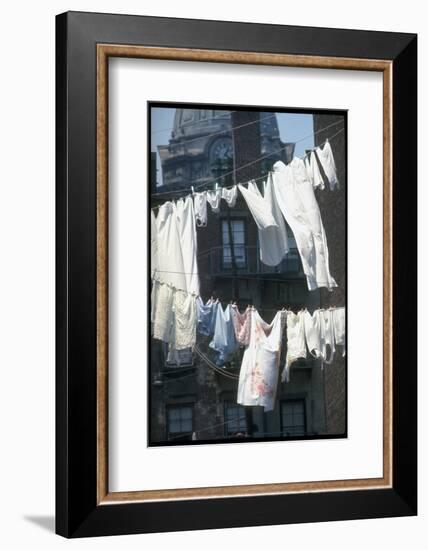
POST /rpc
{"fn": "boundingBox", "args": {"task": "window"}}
[224,402,247,436]
[166,404,194,441]
[222,219,246,268]
[280,399,306,436]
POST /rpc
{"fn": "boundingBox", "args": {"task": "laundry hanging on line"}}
[152,195,199,295]
[282,306,346,382]
[271,159,338,292]
[151,136,341,294]
[238,178,289,267]
[237,308,286,412]
[152,291,346,410]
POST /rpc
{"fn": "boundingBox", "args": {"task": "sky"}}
[150,108,314,186]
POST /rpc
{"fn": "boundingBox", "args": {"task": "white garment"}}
[282,310,307,382]
[238,182,278,229]
[151,210,159,278]
[170,290,197,350]
[237,309,284,412]
[152,284,197,350]
[239,180,288,267]
[206,188,222,213]
[303,309,323,358]
[305,151,324,189]
[321,309,336,364]
[152,198,199,347]
[155,202,187,291]
[316,140,339,190]
[332,307,346,356]
[152,282,174,342]
[272,159,338,291]
[193,191,208,227]
[174,196,199,295]
[260,176,289,266]
[222,185,238,207]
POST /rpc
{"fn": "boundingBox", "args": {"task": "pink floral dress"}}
[237,309,285,412]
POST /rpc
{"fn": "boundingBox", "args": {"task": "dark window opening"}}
[166,404,194,442]
[221,219,246,269]
[280,399,307,436]
[224,401,247,437]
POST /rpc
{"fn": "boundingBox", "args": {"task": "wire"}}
[154,370,197,385]
[150,172,268,209]
[151,112,277,146]
[194,345,240,379]
[198,119,343,192]
[151,121,344,201]
[150,110,238,135]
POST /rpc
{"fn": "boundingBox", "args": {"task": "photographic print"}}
[149,103,347,446]
[56,13,417,536]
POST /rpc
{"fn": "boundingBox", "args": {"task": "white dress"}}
[272,160,338,291]
[239,180,288,267]
[237,309,284,412]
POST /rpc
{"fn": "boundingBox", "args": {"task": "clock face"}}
[210,138,233,162]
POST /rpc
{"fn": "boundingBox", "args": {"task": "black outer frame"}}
[55,11,417,538]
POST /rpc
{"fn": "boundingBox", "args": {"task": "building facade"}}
[150,108,346,444]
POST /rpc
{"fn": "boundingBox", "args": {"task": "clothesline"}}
[152,277,345,312]
[151,172,268,210]
[152,134,340,297]
[151,111,277,142]
[151,109,242,135]
[195,345,240,380]
[151,120,344,201]
[151,121,343,200]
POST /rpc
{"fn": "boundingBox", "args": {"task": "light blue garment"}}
[196,298,218,337]
[209,304,240,365]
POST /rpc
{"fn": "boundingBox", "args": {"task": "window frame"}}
[280,398,307,437]
[220,217,247,270]
[166,403,195,441]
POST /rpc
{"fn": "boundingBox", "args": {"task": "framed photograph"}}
[56,11,417,537]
